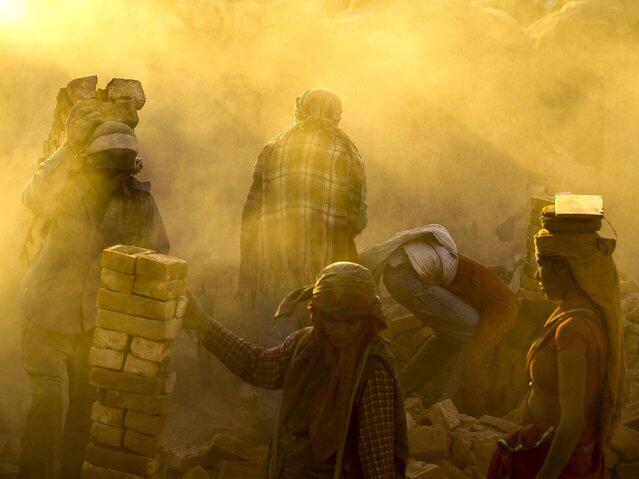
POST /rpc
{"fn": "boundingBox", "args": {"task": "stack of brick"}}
[517,196,553,301]
[81,245,187,479]
[42,75,145,162]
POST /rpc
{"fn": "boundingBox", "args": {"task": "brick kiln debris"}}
[81,245,187,479]
[42,76,145,160]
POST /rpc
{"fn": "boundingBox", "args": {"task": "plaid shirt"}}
[240,124,367,301]
[200,318,396,478]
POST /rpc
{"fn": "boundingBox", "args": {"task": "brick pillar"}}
[517,196,553,301]
[81,245,187,478]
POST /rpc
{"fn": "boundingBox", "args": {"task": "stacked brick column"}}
[517,196,553,300]
[81,245,187,478]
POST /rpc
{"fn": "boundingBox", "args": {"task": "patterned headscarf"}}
[276,262,386,461]
[274,261,383,321]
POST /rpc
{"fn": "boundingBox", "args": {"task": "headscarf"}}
[275,262,386,461]
[533,208,625,447]
[294,88,342,127]
[82,121,138,170]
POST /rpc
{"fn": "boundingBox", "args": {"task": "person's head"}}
[534,204,611,301]
[275,262,385,349]
[294,88,342,126]
[312,309,369,347]
[535,256,580,301]
[79,121,139,186]
[309,262,384,348]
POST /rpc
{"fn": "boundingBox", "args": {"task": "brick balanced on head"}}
[81,245,187,479]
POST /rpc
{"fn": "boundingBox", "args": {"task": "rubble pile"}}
[165,433,265,478]
[81,245,188,478]
[41,75,145,161]
[405,397,515,479]
[404,366,639,479]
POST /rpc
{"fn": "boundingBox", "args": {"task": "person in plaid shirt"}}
[185,262,408,478]
[239,88,368,347]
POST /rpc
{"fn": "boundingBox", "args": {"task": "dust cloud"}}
[1,0,638,432]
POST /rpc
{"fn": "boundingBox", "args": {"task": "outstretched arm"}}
[184,292,300,390]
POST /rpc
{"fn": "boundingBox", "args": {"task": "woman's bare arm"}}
[535,348,587,479]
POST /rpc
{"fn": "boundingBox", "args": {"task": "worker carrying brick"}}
[18,102,169,478]
[184,262,408,479]
[359,224,519,416]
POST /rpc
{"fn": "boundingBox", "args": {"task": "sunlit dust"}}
[0,0,26,25]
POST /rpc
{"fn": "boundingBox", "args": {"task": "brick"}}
[209,433,258,463]
[479,415,518,433]
[610,425,639,462]
[408,425,448,461]
[96,310,180,340]
[101,245,153,274]
[93,328,129,351]
[85,442,160,476]
[165,444,212,472]
[103,390,170,416]
[106,78,146,110]
[90,367,164,395]
[81,462,147,479]
[123,355,159,378]
[425,399,460,431]
[90,422,123,447]
[124,429,160,457]
[450,429,473,468]
[89,347,125,370]
[101,269,135,293]
[133,276,186,301]
[98,289,176,321]
[405,397,428,424]
[125,410,165,436]
[130,337,171,362]
[406,462,444,479]
[217,461,263,479]
[471,430,502,463]
[66,76,97,103]
[136,253,187,280]
[91,401,124,427]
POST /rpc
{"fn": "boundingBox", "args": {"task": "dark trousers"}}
[18,321,95,479]
[383,261,478,397]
